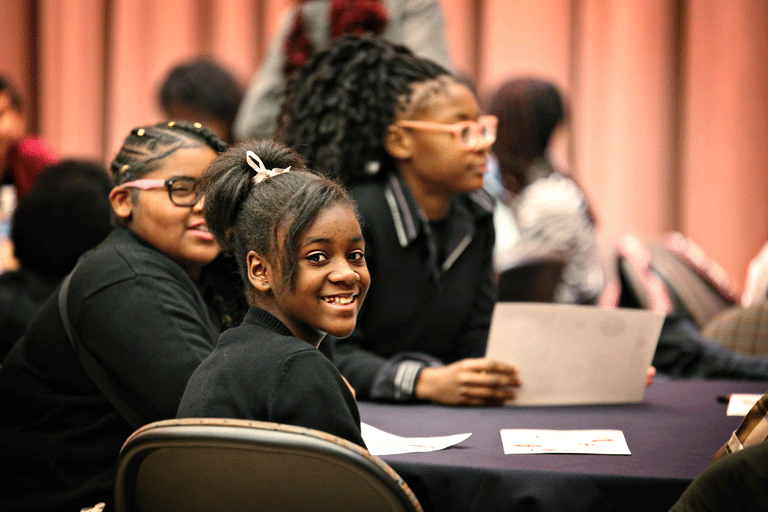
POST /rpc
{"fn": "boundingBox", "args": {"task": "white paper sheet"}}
[500,429,631,455]
[726,394,764,416]
[361,422,472,456]
[485,303,664,406]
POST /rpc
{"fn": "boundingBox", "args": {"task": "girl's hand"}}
[414,358,521,405]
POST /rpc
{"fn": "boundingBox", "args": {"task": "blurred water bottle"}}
[0,184,17,239]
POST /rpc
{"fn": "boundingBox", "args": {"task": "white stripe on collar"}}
[468,188,496,213]
[384,187,409,248]
[385,174,419,248]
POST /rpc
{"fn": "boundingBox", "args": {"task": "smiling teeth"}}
[325,296,354,305]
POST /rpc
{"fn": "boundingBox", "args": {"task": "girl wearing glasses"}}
[280,35,520,406]
[0,121,238,512]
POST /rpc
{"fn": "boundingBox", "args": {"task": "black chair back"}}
[497,256,566,302]
[114,418,422,512]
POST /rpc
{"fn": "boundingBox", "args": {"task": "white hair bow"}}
[246,150,291,184]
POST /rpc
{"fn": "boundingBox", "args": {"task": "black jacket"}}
[0,267,60,359]
[332,173,496,401]
[0,227,219,512]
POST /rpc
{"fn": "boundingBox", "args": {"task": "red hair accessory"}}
[284,0,388,75]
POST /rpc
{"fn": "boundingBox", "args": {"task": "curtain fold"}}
[1,0,766,286]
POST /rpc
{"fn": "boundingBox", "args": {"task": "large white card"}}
[485,303,664,406]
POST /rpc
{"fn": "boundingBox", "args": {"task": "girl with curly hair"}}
[280,35,520,405]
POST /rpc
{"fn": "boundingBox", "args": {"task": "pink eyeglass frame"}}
[394,115,498,149]
[119,177,201,206]
[120,179,171,190]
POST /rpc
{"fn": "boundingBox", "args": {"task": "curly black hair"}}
[279,34,452,185]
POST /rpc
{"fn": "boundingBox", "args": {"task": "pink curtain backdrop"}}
[2,0,767,288]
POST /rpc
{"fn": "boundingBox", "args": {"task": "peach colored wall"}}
[440,0,478,77]
[2,0,767,288]
[681,0,768,295]
[1,0,35,128]
[479,0,572,95]
[575,0,678,239]
[38,0,106,162]
[106,0,216,159]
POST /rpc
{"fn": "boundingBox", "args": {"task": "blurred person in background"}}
[0,75,60,273]
[485,77,604,305]
[158,57,244,144]
[0,121,227,512]
[0,75,58,200]
[0,160,113,359]
[233,0,452,142]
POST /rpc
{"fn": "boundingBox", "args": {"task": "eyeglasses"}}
[394,115,498,150]
[120,177,201,207]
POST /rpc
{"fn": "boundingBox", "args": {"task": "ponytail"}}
[199,139,356,301]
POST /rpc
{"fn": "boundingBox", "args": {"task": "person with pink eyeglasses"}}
[281,35,520,405]
[0,121,241,512]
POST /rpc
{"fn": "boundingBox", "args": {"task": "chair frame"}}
[114,418,422,512]
[496,254,567,303]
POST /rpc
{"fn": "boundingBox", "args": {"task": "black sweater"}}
[178,307,366,448]
[0,227,219,512]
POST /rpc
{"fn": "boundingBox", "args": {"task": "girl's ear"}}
[109,186,133,221]
[247,250,272,293]
[385,124,413,160]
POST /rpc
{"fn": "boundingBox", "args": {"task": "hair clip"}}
[246,150,291,184]
[137,128,145,137]
[121,164,129,172]
[365,160,381,175]
[193,122,202,129]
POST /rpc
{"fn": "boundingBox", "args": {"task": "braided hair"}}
[199,139,356,304]
[109,121,243,329]
[279,34,452,184]
[110,120,227,185]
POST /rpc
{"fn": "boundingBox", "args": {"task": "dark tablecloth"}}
[358,379,768,512]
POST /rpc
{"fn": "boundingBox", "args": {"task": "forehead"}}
[399,78,479,122]
[143,146,217,180]
[299,203,362,243]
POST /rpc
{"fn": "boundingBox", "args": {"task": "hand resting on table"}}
[415,358,521,406]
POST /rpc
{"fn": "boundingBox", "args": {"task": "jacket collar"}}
[383,173,493,274]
